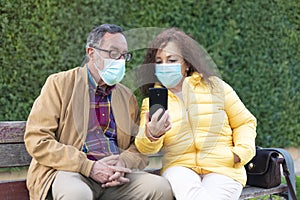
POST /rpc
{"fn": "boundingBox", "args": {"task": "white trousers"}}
[162,166,243,200]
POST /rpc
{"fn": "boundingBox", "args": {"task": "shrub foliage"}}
[1,0,299,147]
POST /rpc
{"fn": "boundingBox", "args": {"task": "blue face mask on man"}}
[155,63,183,88]
[97,59,126,86]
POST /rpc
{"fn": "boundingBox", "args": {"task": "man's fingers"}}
[117,176,130,183]
[112,165,132,174]
[102,180,121,188]
[109,171,121,181]
[101,177,130,188]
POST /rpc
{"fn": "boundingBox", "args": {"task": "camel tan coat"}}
[24,66,147,200]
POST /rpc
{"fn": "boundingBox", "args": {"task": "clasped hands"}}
[146,108,172,141]
[90,155,131,188]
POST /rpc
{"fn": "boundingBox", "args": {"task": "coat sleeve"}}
[24,74,94,177]
[223,81,257,167]
[134,98,164,155]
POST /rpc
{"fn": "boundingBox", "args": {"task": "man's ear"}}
[86,47,94,59]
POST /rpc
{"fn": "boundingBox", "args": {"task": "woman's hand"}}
[234,153,241,163]
[146,108,172,141]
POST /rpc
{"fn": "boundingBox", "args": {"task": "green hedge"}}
[1,0,299,147]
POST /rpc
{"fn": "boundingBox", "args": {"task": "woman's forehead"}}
[157,41,181,56]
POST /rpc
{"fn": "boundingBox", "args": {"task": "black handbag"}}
[245,147,298,200]
[245,148,281,188]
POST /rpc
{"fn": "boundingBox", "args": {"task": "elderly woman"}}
[135,28,257,200]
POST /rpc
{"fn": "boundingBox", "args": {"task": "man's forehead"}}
[103,32,122,39]
[101,33,125,44]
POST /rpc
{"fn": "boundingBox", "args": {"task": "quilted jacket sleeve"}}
[135,98,164,155]
[223,80,257,167]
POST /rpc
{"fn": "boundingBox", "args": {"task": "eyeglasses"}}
[93,46,132,62]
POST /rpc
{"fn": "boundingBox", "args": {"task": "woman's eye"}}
[156,60,162,64]
[169,59,177,63]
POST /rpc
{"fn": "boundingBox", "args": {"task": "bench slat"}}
[0,180,29,200]
[239,184,288,199]
[0,121,26,144]
[0,143,31,167]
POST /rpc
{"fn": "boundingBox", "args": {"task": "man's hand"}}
[101,157,131,188]
[90,155,131,186]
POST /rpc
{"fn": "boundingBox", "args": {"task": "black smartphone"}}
[149,88,168,121]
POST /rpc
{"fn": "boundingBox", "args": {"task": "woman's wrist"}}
[146,126,161,141]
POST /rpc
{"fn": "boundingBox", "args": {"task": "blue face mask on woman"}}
[97,59,126,86]
[155,63,183,88]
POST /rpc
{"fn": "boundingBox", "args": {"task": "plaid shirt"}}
[82,68,119,161]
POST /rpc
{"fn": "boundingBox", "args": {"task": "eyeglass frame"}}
[92,46,132,62]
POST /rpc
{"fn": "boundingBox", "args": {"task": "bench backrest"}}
[0,121,30,200]
[0,121,31,168]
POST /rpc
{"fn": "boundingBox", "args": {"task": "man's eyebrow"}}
[110,45,129,52]
[109,45,119,50]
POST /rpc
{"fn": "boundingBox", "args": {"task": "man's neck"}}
[97,80,108,91]
[86,62,108,90]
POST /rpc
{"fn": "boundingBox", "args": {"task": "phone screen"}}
[149,88,168,120]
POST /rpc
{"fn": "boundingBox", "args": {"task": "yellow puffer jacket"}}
[135,72,257,186]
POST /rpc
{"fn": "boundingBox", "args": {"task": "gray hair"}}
[83,24,124,64]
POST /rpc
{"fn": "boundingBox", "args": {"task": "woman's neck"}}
[168,78,184,93]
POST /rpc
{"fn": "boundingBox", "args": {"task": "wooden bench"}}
[0,121,30,200]
[0,121,295,200]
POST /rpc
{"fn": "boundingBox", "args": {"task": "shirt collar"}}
[86,66,115,96]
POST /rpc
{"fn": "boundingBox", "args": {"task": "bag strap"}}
[265,148,297,200]
[282,158,298,200]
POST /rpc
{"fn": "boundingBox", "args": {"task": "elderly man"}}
[24,24,173,200]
